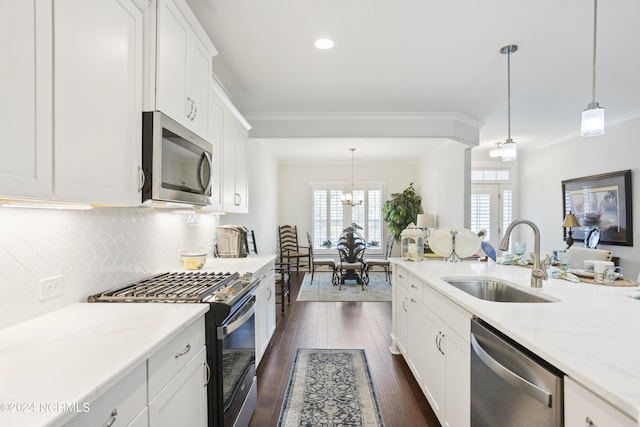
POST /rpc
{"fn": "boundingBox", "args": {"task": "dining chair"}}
[364,232,394,283]
[278,225,310,272]
[306,232,338,285]
[275,261,291,313]
[336,227,368,290]
[245,229,258,255]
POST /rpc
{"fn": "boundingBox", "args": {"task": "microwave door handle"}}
[198,152,212,195]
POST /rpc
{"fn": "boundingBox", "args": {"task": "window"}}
[470,184,514,250]
[311,184,383,252]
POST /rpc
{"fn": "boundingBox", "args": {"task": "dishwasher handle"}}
[471,332,552,407]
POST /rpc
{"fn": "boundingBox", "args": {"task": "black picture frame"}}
[562,170,633,246]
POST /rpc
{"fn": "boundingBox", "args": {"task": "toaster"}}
[215,225,248,258]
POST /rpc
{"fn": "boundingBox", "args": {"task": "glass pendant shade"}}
[501,139,517,162]
[581,104,605,137]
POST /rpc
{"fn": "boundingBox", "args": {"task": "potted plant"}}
[383,182,423,242]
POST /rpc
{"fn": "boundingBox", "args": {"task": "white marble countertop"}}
[198,254,276,275]
[390,258,640,421]
[0,303,208,427]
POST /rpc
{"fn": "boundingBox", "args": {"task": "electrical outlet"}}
[39,275,64,301]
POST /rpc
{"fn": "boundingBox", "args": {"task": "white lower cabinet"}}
[148,345,208,427]
[63,362,147,427]
[392,266,471,427]
[564,377,635,427]
[255,262,276,365]
[63,316,207,427]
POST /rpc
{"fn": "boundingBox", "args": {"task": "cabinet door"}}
[148,345,208,427]
[185,36,210,137]
[156,0,188,125]
[395,283,409,355]
[207,89,224,210]
[564,377,635,427]
[266,272,276,342]
[405,296,423,380]
[421,306,446,418]
[0,0,52,199]
[156,0,211,139]
[53,0,144,205]
[255,284,268,365]
[444,329,470,427]
[234,123,249,211]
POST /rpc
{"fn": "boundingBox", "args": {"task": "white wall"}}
[221,139,280,255]
[278,161,418,255]
[519,115,640,279]
[417,142,471,228]
[0,207,217,329]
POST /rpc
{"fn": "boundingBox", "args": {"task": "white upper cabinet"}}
[222,105,249,213]
[0,0,52,199]
[153,0,216,139]
[53,0,146,205]
[207,87,224,211]
[0,0,146,205]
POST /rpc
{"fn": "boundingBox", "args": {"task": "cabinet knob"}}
[585,417,596,427]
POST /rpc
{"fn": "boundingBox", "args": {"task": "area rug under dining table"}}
[297,273,392,302]
[277,348,385,427]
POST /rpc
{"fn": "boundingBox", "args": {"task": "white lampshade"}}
[416,213,435,229]
[501,139,517,162]
[581,106,605,137]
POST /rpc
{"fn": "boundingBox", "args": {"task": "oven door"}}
[217,296,257,427]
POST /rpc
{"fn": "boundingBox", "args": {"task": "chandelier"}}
[342,148,363,206]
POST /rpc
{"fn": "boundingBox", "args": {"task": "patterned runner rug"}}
[278,349,385,427]
[297,273,391,302]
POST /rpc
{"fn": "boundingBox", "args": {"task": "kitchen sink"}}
[442,278,557,303]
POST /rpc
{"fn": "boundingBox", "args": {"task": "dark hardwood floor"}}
[249,272,441,427]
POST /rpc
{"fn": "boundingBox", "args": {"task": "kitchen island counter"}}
[391,258,640,423]
[0,303,208,427]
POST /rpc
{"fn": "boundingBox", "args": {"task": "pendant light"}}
[581,0,605,137]
[500,44,518,162]
[341,148,363,207]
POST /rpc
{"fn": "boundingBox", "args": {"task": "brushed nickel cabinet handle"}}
[103,408,117,427]
[175,343,191,358]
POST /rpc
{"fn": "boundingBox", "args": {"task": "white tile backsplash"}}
[0,207,217,329]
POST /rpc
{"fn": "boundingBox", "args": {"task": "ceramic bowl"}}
[181,253,207,270]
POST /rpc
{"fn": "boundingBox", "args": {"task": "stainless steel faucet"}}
[499,219,548,288]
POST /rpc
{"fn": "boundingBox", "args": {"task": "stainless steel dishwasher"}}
[471,319,564,427]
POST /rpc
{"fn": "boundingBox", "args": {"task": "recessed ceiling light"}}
[314,38,334,49]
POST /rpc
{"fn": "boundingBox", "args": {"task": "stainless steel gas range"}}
[89,271,260,427]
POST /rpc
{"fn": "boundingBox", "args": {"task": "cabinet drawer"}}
[565,377,635,427]
[63,362,146,427]
[423,281,471,342]
[395,267,408,288]
[407,275,424,302]
[148,317,206,400]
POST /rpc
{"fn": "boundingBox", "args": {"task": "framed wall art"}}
[562,170,633,246]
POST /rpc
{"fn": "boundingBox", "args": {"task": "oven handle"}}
[217,296,256,339]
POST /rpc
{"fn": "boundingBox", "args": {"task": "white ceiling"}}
[186,0,640,162]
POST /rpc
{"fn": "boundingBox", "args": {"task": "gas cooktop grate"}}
[88,271,240,303]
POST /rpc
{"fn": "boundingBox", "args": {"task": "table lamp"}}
[562,211,581,248]
[416,213,435,237]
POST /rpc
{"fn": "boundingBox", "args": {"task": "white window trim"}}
[310,182,385,256]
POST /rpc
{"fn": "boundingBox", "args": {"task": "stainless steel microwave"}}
[142,111,213,206]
